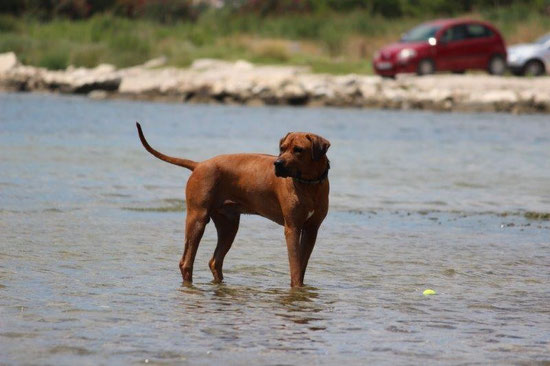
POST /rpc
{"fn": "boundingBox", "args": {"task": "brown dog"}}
[136,123,330,287]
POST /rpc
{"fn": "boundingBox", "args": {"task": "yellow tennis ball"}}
[423,289,436,296]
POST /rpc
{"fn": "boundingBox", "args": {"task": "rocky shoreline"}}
[1,52,549,113]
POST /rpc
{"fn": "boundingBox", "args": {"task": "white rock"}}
[534,92,550,107]
[142,56,167,69]
[190,59,233,71]
[234,60,254,70]
[478,90,517,104]
[0,52,18,73]
[93,63,116,74]
[88,90,108,99]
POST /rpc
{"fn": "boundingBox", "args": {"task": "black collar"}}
[293,161,330,185]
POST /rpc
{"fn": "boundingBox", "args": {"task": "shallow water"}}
[1,93,549,365]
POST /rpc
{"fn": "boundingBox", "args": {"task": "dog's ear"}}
[307,134,331,161]
[279,132,291,148]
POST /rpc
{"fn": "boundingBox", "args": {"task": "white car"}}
[507,33,550,76]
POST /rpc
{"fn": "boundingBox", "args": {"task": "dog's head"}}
[274,132,330,180]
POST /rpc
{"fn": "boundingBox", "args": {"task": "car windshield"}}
[401,24,441,42]
[535,34,550,45]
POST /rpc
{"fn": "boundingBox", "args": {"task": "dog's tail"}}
[136,122,197,171]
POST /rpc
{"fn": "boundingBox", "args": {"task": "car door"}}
[436,24,470,71]
[464,23,495,69]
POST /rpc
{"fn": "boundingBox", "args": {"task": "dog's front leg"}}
[299,223,320,284]
[284,224,303,287]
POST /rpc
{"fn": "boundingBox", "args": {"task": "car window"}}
[401,24,441,42]
[467,24,493,38]
[441,25,468,43]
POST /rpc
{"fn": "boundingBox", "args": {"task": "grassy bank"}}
[1,6,549,74]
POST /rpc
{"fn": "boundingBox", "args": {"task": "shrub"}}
[39,50,70,70]
[253,41,290,62]
[108,33,150,54]
[53,0,91,19]
[70,45,107,67]
[319,23,344,56]
[0,14,20,31]
[88,14,120,42]
[116,0,197,23]
[0,35,34,55]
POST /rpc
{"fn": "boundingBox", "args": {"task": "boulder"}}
[478,90,517,104]
[0,52,18,73]
[142,56,167,69]
[118,68,184,95]
[39,64,121,94]
[533,92,550,111]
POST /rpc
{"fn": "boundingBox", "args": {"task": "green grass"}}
[309,60,373,75]
[0,7,548,74]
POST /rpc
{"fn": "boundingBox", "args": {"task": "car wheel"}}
[488,54,506,75]
[522,59,545,76]
[452,70,465,74]
[417,59,435,76]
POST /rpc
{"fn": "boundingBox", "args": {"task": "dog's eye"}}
[293,147,303,154]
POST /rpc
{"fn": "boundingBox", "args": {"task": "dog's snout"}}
[274,159,289,178]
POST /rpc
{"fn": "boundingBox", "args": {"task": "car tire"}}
[488,54,506,75]
[452,70,465,74]
[417,59,435,76]
[522,59,545,76]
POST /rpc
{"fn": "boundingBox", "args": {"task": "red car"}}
[373,18,507,77]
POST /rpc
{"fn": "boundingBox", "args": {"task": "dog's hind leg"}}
[179,207,210,283]
[209,211,240,283]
